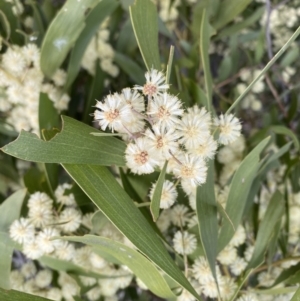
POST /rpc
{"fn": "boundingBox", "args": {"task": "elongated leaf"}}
[129,0,161,70]
[269,125,299,151]
[83,63,104,123]
[0,189,26,290]
[62,164,201,300]
[217,6,264,39]
[39,256,111,279]
[272,262,300,287]
[0,10,10,39]
[114,52,144,85]
[291,287,300,301]
[40,0,99,77]
[196,160,218,281]
[1,116,126,167]
[0,287,52,301]
[199,9,213,111]
[0,189,26,232]
[212,0,251,30]
[65,0,118,88]
[247,190,284,269]
[150,161,168,222]
[62,235,176,299]
[218,137,270,251]
[0,233,15,290]
[227,26,300,113]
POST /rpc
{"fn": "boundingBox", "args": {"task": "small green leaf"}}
[196,160,218,281]
[129,0,161,70]
[0,287,53,301]
[1,116,126,167]
[212,0,251,30]
[40,0,100,78]
[0,10,10,39]
[62,235,177,299]
[247,190,284,269]
[150,161,168,222]
[65,0,118,88]
[114,52,144,85]
[218,137,270,251]
[62,164,201,300]
[199,9,213,112]
[269,125,299,151]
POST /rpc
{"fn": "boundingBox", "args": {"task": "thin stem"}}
[166,45,175,85]
[254,255,300,273]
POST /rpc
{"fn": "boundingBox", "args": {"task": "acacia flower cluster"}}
[93,68,242,198]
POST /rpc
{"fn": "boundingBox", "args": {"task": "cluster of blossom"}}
[258,0,300,51]
[93,69,242,206]
[154,0,200,30]
[9,187,136,301]
[81,18,119,78]
[0,43,70,134]
[236,69,263,111]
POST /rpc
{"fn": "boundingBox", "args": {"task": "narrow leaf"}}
[1,116,126,167]
[0,232,15,290]
[212,0,251,30]
[39,256,111,279]
[40,0,99,77]
[114,52,144,85]
[247,190,284,269]
[0,10,10,39]
[62,235,176,299]
[272,262,300,287]
[83,63,104,123]
[0,287,52,301]
[199,9,213,111]
[150,161,168,222]
[62,164,201,300]
[166,46,175,84]
[269,125,299,151]
[218,137,270,251]
[196,160,218,281]
[65,0,118,88]
[129,0,161,70]
[0,189,27,232]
